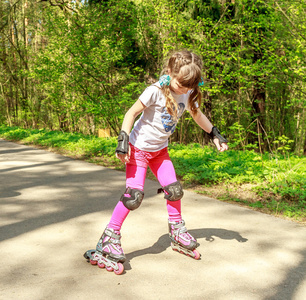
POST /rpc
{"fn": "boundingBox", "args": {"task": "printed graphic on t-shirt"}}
[161,103,185,133]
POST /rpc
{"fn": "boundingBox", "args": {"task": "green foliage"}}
[273,135,294,155]
[30,0,149,134]
[169,143,266,185]
[255,154,306,205]
[0,125,117,157]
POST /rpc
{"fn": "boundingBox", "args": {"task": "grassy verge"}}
[0,125,305,224]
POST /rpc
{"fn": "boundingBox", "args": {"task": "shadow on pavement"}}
[125,228,248,270]
[0,154,125,242]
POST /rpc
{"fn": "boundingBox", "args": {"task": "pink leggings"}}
[108,147,182,231]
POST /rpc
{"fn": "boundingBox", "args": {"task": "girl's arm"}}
[190,108,213,133]
[121,99,146,135]
[116,99,147,164]
[190,108,228,152]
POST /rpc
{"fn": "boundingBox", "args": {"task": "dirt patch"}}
[186,183,260,202]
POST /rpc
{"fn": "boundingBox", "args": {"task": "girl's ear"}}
[167,68,171,75]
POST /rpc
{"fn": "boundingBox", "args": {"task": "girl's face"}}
[170,78,191,95]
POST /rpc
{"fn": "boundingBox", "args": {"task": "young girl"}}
[84,50,228,274]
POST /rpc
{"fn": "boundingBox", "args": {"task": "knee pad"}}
[158,181,184,201]
[120,187,144,211]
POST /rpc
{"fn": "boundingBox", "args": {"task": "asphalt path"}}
[0,139,305,300]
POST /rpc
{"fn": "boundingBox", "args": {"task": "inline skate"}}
[84,227,125,275]
[168,220,201,260]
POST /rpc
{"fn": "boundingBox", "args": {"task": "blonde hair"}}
[161,50,203,119]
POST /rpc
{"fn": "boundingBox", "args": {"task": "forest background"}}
[0,0,305,222]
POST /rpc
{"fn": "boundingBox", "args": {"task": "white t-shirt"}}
[129,82,192,152]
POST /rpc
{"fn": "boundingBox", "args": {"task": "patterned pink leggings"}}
[108,145,182,231]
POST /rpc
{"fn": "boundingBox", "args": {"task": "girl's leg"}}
[108,164,147,231]
[150,155,199,254]
[149,159,182,223]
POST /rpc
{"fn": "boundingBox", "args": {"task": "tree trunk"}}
[252,78,266,152]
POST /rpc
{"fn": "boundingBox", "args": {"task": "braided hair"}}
[161,50,203,119]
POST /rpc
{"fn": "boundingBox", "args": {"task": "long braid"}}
[162,85,179,121]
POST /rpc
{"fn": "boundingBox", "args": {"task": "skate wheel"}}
[106,266,114,272]
[193,249,201,260]
[114,263,124,275]
[98,261,105,268]
[90,259,97,265]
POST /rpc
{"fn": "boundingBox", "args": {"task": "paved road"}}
[0,139,305,300]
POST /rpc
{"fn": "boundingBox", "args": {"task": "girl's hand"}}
[209,126,228,152]
[213,138,229,152]
[116,146,131,164]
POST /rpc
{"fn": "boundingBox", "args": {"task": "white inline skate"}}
[84,227,125,275]
[168,220,201,260]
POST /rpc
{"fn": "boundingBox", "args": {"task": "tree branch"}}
[274,0,306,41]
[37,0,78,13]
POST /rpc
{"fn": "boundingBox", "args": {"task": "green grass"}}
[0,125,305,224]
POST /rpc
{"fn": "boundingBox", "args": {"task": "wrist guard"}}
[209,126,228,144]
[115,130,129,154]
